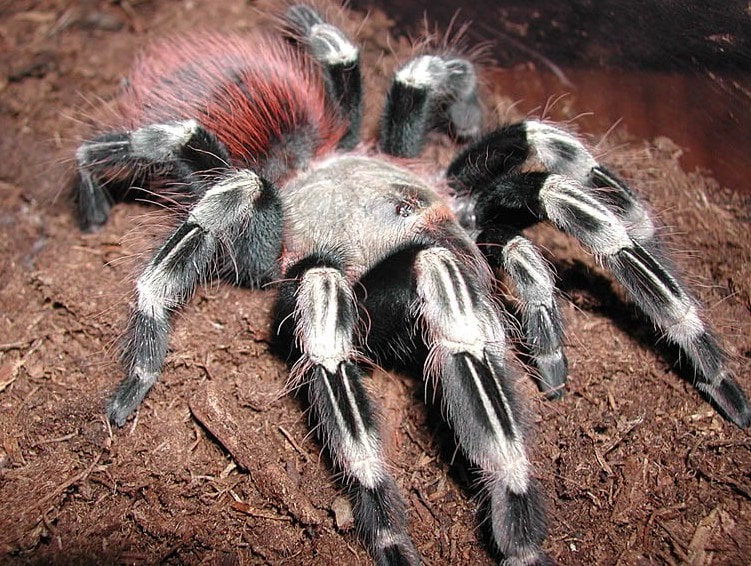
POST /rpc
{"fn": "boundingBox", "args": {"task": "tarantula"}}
[73,4,750,564]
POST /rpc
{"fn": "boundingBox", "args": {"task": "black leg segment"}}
[380,55,481,157]
[285,5,363,149]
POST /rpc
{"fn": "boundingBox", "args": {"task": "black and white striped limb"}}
[285,5,362,149]
[380,54,481,157]
[539,174,749,427]
[413,247,548,564]
[75,119,230,231]
[501,236,567,399]
[448,120,657,246]
[450,121,750,428]
[108,170,282,426]
[284,262,419,565]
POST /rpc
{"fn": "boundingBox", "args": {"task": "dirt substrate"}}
[1,1,749,564]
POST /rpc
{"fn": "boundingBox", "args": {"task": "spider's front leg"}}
[449,122,751,428]
[413,247,548,564]
[360,245,549,564]
[109,169,282,425]
[276,256,420,565]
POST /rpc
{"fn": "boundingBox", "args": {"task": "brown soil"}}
[1,1,749,565]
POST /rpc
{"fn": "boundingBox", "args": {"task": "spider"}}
[73,4,750,564]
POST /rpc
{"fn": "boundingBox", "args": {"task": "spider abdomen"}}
[117,33,345,181]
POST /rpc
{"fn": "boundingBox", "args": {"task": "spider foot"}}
[683,329,751,428]
[533,352,568,400]
[700,374,751,428]
[351,480,420,566]
[75,168,112,231]
[108,309,170,426]
[106,367,158,427]
[488,480,550,566]
[74,132,130,230]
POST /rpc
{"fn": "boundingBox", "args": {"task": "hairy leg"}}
[109,169,281,425]
[285,5,363,150]
[358,246,549,564]
[276,256,420,564]
[75,119,230,230]
[451,121,751,427]
[380,54,481,157]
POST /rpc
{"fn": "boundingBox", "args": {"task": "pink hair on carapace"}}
[117,31,345,170]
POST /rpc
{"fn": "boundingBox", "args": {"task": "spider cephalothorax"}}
[73,4,750,564]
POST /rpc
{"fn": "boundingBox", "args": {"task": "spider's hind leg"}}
[285,5,362,150]
[74,119,230,230]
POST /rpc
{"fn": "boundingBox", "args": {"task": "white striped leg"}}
[538,174,750,427]
[285,5,362,149]
[75,119,231,230]
[108,170,280,425]
[502,236,567,398]
[451,121,749,426]
[380,55,481,157]
[413,248,548,565]
[291,266,419,565]
[447,121,657,246]
[523,121,658,246]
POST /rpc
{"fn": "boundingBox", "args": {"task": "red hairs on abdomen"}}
[118,32,345,175]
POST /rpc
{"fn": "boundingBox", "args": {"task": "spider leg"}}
[75,119,230,230]
[448,122,750,427]
[359,246,549,564]
[481,231,568,398]
[540,179,750,426]
[414,247,548,564]
[275,256,420,565]
[447,121,657,245]
[108,169,282,425]
[380,54,481,157]
[285,5,362,150]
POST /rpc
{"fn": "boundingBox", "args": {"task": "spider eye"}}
[394,190,424,217]
[396,201,415,217]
